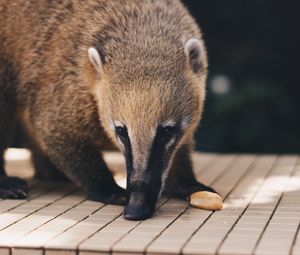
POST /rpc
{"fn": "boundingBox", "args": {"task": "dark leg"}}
[42,137,127,205]
[0,151,5,177]
[164,144,216,200]
[0,59,28,199]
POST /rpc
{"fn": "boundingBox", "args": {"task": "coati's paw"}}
[189,191,223,210]
[0,177,28,199]
[88,185,127,206]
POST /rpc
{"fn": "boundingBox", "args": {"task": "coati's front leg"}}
[42,137,127,205]
[0,66,28,199]
[164,145,223,210]
[0,132,28,199]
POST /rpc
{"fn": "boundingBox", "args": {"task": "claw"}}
[0,177,28,199]
[15,188,29,199]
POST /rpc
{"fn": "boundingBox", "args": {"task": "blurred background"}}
[182,0,300,154]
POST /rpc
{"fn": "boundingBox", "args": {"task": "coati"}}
[0,0,222,220]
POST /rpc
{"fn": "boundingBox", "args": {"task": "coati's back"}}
[0,0,205,88]
[0,0,91,90]
[0,0,207,145]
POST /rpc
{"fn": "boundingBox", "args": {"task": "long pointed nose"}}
[124,205,153,220]
[123,180,160,220]
[124,198,154,220]
[123,127,166,220]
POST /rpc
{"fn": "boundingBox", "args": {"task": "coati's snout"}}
[124,182,159,220]
[116,124,181,220]
[88,38,207,220]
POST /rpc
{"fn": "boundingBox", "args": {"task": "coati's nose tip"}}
[124,204,154,220]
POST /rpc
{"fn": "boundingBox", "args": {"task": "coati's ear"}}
[184,39,202,74]
[88,47,104,75]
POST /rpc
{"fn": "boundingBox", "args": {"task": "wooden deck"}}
[2,149,300,255]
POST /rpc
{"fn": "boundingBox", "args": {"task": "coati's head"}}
[87,38,207,220]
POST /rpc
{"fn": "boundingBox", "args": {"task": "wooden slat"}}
[183,155,298,255]
[10,201,104,255]
[79,152,219,252]
[291,163,300,255]
[0,186,77,255]
[111,155,237,254]
[254,156,300,255]
[1,151,300,255]
[181,155,257,255]
[201,155,297,255]
[191,153,216,175]
[5,192,87,247]
[4,148,34,180]
[78,152,220,254]
[0,185,75,232]
[216,155,278,255]
[0,183,58,214]
[147,155,254,255]
[43,204,123,255]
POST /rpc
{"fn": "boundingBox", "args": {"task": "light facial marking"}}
[114,120,124,128]
[181,117,190,129]
[165,137,176,150]
[127,129,133,145]
[150,126,156,138]
[116,136,122,145]
[160,151,177,196]
[109,120,115,130]
[161,119,176,128]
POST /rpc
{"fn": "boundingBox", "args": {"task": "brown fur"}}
[0,0,214,218]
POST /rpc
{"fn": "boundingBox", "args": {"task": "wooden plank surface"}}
[1,149,300,255]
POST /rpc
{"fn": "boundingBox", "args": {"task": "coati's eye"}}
[116,126,128,139]
[161,126,176,139]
